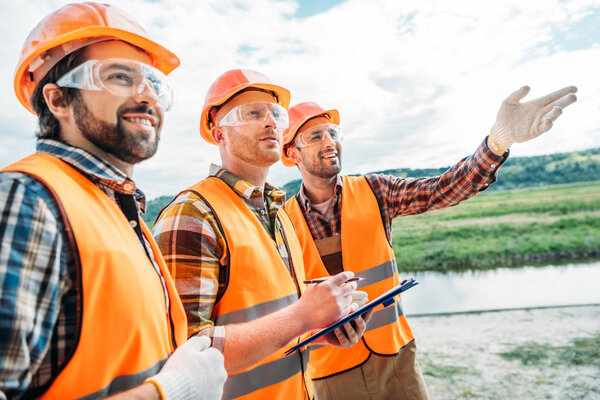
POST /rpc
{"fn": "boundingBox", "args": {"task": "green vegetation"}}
[499,333,600,368]
[393,181,600,272]
[282,147,600,198]
[143,195,174,228]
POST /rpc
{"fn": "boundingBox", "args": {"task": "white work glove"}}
[148,336,227,400]
[490,85,577,150]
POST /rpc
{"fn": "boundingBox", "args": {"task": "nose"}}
[322,132,336,148]
[263,110,277,129]
[134,79,160,107]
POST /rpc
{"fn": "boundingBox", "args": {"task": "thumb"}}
[188,335,212,352]
[505,85,530,105]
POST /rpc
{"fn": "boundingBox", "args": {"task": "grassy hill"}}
[392,180,600,272]
[281,147,600,197]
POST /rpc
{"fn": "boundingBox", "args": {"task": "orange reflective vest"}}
[2,153,187,399]
[285,175,415,379]
[184,177,312,400]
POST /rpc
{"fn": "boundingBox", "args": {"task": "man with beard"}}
[0,3,226,399]
[281,91,577,400]
[153,69,372,400]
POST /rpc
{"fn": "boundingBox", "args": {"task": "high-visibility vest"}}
[285,175,415,379]
[2,153,187,399]
[183,177,313,400]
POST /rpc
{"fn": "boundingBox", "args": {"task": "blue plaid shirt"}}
[0,139,164,399]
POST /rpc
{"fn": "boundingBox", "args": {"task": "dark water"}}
[401,262,600,315]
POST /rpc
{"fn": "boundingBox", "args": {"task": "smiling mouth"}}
[321,152,338,159]
[122,114,158,129]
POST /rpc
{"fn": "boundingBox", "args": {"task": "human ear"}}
[287,145,301,164]
[43,83,71,119]
[211,126,225,144]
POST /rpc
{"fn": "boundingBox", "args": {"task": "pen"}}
[303,277,365,284]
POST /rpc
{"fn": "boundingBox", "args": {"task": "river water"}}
[400,262,600,315]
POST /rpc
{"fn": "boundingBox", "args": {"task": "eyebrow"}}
[103,63,136,73]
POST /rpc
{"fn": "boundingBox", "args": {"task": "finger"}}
[505,85,530,105]
[538,117,553,134]
[189,335,212,351]
[348,302,359,313]
[362,309,375,324]
[543,106,563,123]
[334,327,348,345]
[530,85,578,106]
[544,93,577,112]
[352,316,367,333]
[343,322,358,340]
[330,271,355,286]
[340,281,358,294]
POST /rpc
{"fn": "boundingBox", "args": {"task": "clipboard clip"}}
[382,298,396,307]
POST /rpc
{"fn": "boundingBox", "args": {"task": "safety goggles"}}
[217,102,289,131]
[295,124,343,148]
[56,58,174,111]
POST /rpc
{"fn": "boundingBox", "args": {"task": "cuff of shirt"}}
[194,325,226,353]
[473,136,509,190]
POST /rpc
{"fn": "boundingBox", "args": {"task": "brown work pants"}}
[312,341,429,400]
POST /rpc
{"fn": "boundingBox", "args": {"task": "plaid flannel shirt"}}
[295,137,508,242]
[0,139,163,399]
[152,165,291,351]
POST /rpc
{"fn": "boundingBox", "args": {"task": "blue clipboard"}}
[285,278,419,356]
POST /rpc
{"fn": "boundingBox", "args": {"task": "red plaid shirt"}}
[294,137,507,242]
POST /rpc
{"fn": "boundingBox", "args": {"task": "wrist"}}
[144,378,166,400]
[489,128,509,152]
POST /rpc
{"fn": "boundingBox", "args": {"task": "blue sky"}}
[1,0,599,199]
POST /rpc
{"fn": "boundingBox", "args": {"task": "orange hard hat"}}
[281,102,340,167]
[14,1,180,114]
[199,69,291,144]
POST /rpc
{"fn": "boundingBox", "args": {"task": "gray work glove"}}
[490,85,577,150]
[149,336,227,400]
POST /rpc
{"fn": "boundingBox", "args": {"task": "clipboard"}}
[285,278,419,356]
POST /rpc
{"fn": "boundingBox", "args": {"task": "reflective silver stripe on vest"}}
[223,349,310,399]
[78,357,167,399]
[355,260,397,288]
[366,300,403,332]
[215,293,299,325]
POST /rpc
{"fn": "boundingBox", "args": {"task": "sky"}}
[1,0,599,200]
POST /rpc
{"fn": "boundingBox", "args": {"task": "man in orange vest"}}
[153,69,372,399]
[281,88,577,400]
[0,3,226,399]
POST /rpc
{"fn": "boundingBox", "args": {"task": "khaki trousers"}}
[312,341,429,400]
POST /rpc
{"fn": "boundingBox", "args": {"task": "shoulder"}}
[0,171,64,225]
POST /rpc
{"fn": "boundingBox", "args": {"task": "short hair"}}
[29,48,87,140]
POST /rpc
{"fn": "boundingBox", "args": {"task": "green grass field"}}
[392,181,600,272]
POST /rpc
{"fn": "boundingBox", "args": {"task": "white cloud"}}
[1,0,598,199]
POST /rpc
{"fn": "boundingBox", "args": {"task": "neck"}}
[59,125,134,177]
[301,173,337,204]
[222,158,269,189]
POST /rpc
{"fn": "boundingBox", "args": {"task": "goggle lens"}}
[218,102,289,131]
[296,124,343,147]
[56,58,173,111]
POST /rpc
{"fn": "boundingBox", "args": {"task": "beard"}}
[226,127,281,167]
[72,97,161,164]
[300,148,342,179]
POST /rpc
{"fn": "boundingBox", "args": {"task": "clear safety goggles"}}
[295,124,343,148]
[56,58,174,111]
[217,102,289,131]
